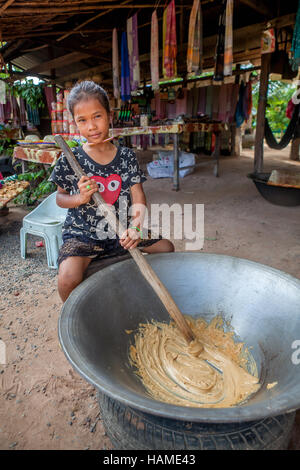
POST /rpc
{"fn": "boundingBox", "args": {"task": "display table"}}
[13,146,62,171]
[13,122,226,191]
[109,122,226,190]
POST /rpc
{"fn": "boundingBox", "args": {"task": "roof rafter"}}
[240,0,273,18]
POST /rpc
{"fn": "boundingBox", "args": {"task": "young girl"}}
[49,81,174,303]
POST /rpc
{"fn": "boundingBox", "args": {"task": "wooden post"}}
[254,53,271,174]
[290,132,300,161]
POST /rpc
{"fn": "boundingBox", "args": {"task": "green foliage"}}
[9,79,45,110]
[13,162,56,206]
[252,80,297,136]
[0,138,15,157]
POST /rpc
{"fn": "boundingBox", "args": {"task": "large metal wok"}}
[58,253,300,426]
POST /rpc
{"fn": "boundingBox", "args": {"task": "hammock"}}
[265,104,300,150]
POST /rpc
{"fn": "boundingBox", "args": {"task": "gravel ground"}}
[0,213,113,450]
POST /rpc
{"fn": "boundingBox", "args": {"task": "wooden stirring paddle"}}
[54,135,199,346]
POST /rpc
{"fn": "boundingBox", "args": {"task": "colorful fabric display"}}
[187,0,203,76]
[151,10,159,91]
[127,13,140,91]
[121,31,131,101]
[163,0,177,78]
[112,28,120,99]
[224,0,233,76]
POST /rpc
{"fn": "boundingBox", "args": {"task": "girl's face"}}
[73,97,110,144]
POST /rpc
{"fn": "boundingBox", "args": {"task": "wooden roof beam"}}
[26,51,92,74]
[240,0,273,18]
[0,0,16,16]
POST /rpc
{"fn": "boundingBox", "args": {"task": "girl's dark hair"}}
[67,80,110,117]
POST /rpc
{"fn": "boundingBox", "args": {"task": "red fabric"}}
[286,99,295,120]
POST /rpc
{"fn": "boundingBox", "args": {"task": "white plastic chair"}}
[20,191,68,269]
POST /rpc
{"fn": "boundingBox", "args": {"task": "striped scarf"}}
[163,0,177,78]
[127,13,140,91]
[121,32,131,101]
[151,10,159,91]
[112,28,120,99]
[224,0,233,76]
[187,0,203,76]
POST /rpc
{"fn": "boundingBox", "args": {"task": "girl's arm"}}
[119,183,147,250]
[56,176,98,208]
[129,183,147,229]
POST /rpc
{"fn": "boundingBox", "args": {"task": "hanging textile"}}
[112,28,120,99]
[214,0,227,82]
[205,86,213,118]
[291,0,300,71]
[176,88,187,115]
[212,86,221,120]
[11,96,20,126]
[242,81,252,122]
[18,97,27,126]
[265,105,300,150]
[227,83,239,123]
[0,80,6,104]
[151,10,159,91]
[235,81,246,128]
[127,13,140,91]
[44,85,55,117]
[218,84,228,121]
[224,0,233,76]
[163,0,177,78]
[121,32,131,101]
[187,0,203,76]
[198,86,206,115]
[3,93,11,121]
[26,105,40,126]
[286,99,295,119]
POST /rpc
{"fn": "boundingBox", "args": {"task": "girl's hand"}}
[77,176,98,204]
[119,227,141,250]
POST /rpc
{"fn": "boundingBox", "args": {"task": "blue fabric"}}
[235,82,246,128]
[291,0,300,70]
[121,32,131,101]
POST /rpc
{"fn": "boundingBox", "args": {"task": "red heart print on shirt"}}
[90,174,122,205]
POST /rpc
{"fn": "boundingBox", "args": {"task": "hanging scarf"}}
[127,13,140,91]
[18,97,27,126]
[235,81,246,128]
[44,85,55,117]
[151,10,159,91]
[11,96,20,126]
[224,0,233,76]
[121,31,131,101]
[187,0,203,76]
[0,80,6,104]
[163,0,177,78]
[291,0,300,71]
[112,28,120,99]
[214,0,227,82]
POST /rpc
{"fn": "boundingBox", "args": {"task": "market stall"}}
[13,121,226,190]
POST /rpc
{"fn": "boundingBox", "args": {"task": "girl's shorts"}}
[57,231,162,268]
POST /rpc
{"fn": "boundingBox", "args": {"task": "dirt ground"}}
[0,143,299,450]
